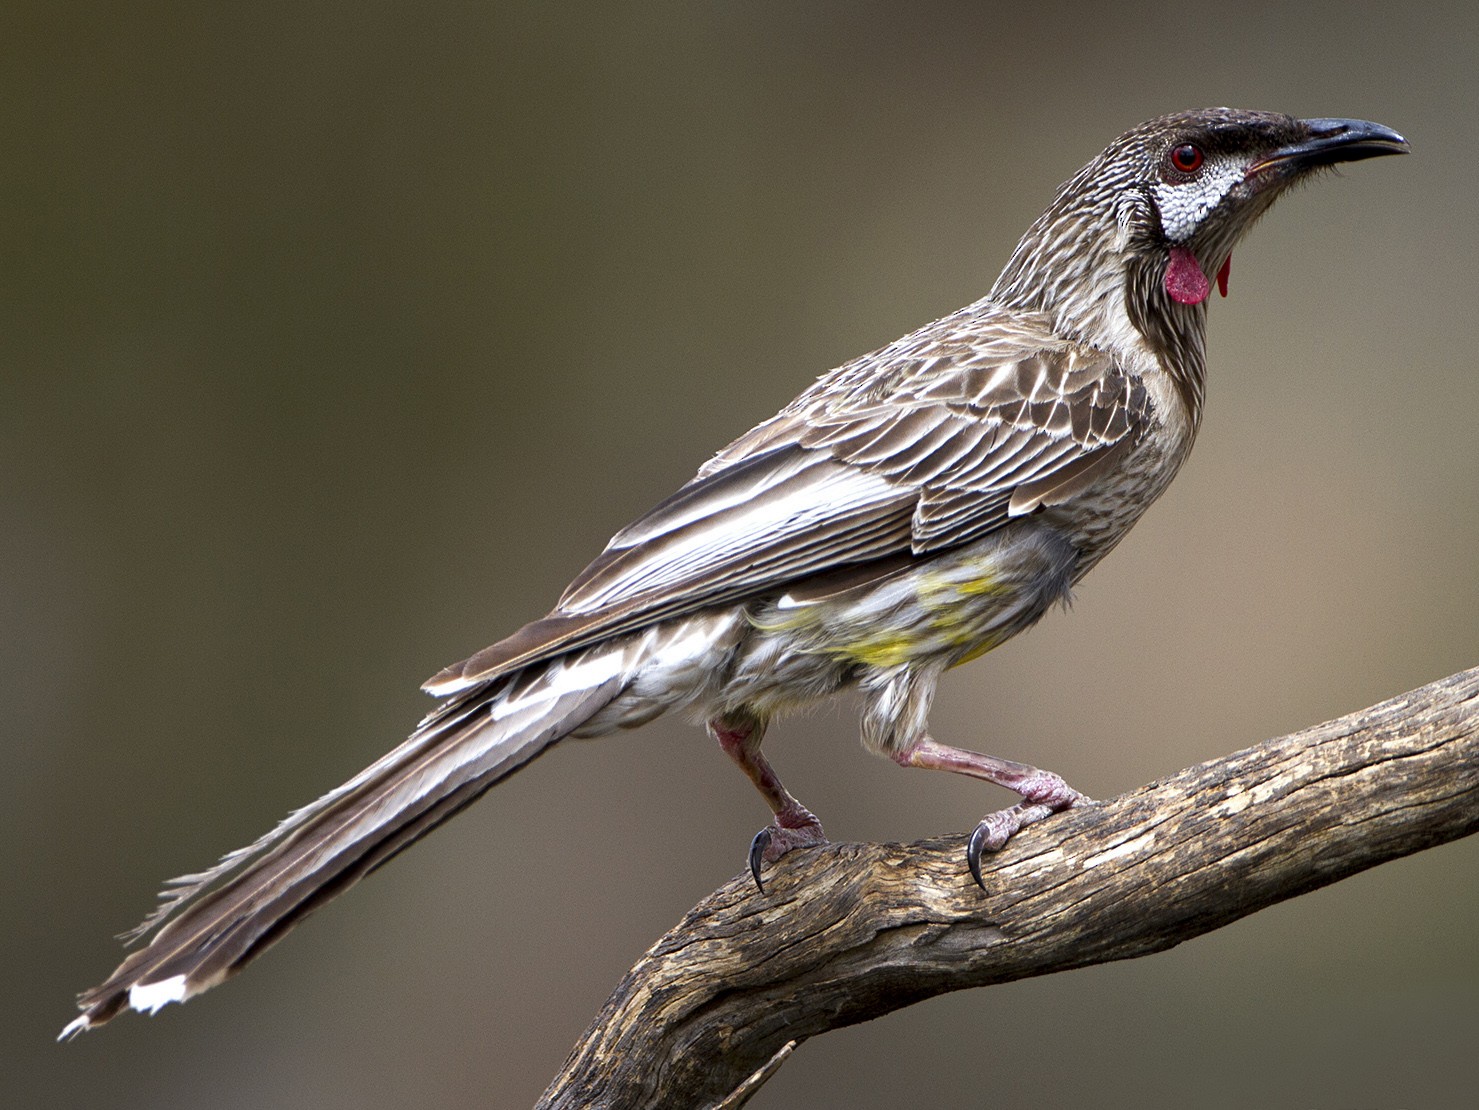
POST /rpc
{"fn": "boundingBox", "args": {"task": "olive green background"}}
[8,2,1477,1107]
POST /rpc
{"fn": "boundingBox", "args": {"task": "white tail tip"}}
[128,974,190,1016]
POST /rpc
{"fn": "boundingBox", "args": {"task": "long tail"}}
[62,644,633,1038]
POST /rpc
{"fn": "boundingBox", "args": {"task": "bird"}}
[63,108,1407,1037]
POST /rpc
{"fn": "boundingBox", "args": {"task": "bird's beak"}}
[1249,118,1409,177]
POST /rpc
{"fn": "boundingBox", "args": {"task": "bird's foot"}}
[966,771,1090,889]
[748,810,827,894]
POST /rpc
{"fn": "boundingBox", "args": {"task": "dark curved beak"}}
[1250,117,1409,176]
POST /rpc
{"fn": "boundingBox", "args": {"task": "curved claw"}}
[748,827,772,893]
[966,824,991,891]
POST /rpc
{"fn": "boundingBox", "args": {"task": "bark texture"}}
[539,666,1479,1109]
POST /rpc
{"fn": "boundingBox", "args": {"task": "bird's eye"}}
[1169,143,1205,174]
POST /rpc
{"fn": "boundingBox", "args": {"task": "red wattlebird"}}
[65,109,1406,1036]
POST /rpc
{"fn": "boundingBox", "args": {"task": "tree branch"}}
[538,666,1479,1109]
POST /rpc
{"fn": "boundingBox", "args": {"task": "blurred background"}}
[7,2,1477,1106]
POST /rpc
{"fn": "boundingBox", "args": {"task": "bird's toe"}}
[746,815,827,893]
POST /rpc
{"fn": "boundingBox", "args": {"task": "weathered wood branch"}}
[539,667,1479,1109]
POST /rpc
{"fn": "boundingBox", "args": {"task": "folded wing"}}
[427,309,1151,693]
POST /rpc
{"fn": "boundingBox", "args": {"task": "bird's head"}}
[992,108,1407,387]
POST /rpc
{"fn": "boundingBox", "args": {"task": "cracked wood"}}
[539,665,1479,1109]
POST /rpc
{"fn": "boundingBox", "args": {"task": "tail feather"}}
[62,648,629,1038]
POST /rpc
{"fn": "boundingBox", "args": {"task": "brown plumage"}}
[64,109,1406,1036]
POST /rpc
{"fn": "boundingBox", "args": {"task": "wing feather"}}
[427,306,1154,693]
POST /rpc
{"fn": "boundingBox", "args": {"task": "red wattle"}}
[1164,245,1210,305]
[1216,254,1231,298]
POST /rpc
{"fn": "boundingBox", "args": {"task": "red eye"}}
[1170,143,1205,174]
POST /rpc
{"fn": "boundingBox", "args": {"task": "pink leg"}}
[710,712,826,892]
[894,735,1091,887]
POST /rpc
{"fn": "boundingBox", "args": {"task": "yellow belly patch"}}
[750,556,1018,669]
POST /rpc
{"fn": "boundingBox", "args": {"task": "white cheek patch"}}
[1151,157,1245,242]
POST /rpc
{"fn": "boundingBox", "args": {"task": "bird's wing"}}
[426,309,1151,693]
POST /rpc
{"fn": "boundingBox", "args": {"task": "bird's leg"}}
[708,711,826,892]
[892,734,1091,889]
